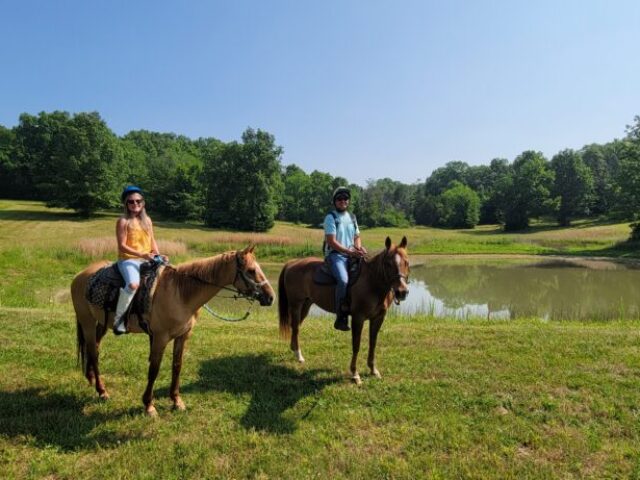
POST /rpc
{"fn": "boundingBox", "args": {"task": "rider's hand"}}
[144,253,155,261]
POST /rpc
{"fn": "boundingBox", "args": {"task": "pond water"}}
[396,256,640,320]
[205,257,640,321]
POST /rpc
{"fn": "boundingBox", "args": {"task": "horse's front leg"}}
[170,330,192,411]
[367,313,386,378]
[350,315,365,385]
[143,334,170,417]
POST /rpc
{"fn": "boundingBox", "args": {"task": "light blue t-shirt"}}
[324,210,359,256]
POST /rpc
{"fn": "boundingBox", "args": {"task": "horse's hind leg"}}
[169,330,192,411]
[84,324,109,399]
[290,300,310,363]
[350,315,365,385]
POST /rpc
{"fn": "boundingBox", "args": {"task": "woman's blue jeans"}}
[117,259,143,292]
[327,252,349,314]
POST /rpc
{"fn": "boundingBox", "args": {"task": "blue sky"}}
[1,1,639,186]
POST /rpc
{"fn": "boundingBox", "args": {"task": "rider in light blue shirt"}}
[324,186,367,331]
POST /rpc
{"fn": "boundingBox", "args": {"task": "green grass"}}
[2,200,640,478]
[2,309,640,479]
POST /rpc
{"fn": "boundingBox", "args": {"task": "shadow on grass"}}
[0,387,141,451]
[181,353,341,434]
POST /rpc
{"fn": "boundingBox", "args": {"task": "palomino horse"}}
[71,246,274,416]
[278,237,409,384]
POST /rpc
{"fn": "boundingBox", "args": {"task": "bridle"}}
[166,253,272,322]
[233,254,271,301]
[380,251,409,305]
[165,253,271,301]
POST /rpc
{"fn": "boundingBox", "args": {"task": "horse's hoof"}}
[172,399,186,411]
[371,369,382,379]
[351,374,362,386]
[98,391,110,400]
[145,406,158,417]
[294,350,305,363]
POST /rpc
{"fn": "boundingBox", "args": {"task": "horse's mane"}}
[163,251,236,301]
[363,245,407,290]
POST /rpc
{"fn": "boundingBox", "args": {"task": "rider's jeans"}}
[117,259,143,292]
[327,252,349,314]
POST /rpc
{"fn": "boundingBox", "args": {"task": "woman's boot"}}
[113,287,135,335]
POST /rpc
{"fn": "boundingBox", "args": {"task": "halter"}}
[378,251,409,304]
[233,254,271,300]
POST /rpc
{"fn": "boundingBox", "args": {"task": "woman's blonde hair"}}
[122,194,152,233]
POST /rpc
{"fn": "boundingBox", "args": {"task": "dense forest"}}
[1,111,639,237]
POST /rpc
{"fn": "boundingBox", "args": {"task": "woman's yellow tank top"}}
[118,220,152,260]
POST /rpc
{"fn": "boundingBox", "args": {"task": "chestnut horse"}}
[71,246,274,416]
[278,237,409,384]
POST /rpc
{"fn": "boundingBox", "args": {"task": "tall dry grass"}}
[76,237,188,258]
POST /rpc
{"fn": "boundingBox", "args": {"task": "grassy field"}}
[2,200,640,479]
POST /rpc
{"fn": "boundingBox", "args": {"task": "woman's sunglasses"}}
[127,199,144,205]
[335,196,349,201]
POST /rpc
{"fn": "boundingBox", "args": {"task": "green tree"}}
[0,125,18,198]
[615,118,640,239]
[280,164,312,223]
[424,161,470,196]
[437,181,480,228]
[495,151,554,231]
[581,143,616,215]
[550,149,594,226]
[359,178,412,227]
[14,111,126,215]
[203,128,283,231]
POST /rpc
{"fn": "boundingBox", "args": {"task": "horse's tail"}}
[278,265,291,339]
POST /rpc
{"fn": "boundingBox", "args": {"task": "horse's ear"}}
[243,244,256,255]
[399,236,407,249]
[385,237,392,250]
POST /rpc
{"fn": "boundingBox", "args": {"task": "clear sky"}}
[1,0,639,186]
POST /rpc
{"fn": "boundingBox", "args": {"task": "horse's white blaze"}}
[394,253,409,288]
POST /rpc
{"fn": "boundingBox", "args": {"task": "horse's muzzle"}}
[394,288,408,302]
[256,290,275,306]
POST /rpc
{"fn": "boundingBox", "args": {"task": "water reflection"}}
[205,258,640,321]
[401,257,640,320]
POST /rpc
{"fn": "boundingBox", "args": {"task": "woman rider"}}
[113,186,168,335]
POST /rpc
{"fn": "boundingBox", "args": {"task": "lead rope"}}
[202,301,254,322]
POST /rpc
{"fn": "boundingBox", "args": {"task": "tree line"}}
[1,111,639,237]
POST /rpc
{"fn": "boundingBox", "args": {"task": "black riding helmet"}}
[332,186,351,205]
[121,185,143,202]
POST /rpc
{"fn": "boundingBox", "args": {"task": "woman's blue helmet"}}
[121,185,143,202]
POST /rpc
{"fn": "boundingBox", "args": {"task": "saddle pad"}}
[312,262,336,285]
[312,258,362,286]
[85,261,162,314]
[85,263,122,310]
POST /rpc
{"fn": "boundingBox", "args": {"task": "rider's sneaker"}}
[334,314,350,331]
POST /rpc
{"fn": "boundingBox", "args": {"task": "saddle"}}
[85,261,163,334]
[312,257,362,287]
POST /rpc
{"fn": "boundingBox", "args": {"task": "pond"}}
[397,256,640,320]
[204,256,640,321]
